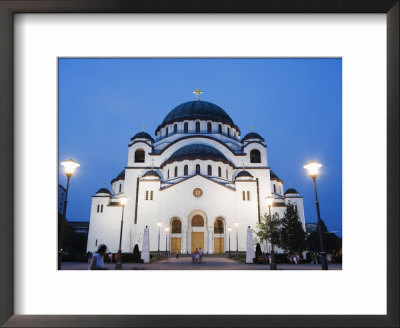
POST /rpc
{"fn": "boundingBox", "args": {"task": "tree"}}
[279,203,306,254]
[254,212,281,252]
[132,244,141,263]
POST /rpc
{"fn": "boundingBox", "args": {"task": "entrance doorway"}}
[214,238,224,254]
[171,237,181,253]
[191,232,204,253]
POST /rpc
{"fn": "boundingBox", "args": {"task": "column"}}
[182,227,187,254]
[208,228,213,254]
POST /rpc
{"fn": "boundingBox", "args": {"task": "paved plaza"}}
[62,256,342,270]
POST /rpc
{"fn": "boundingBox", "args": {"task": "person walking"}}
[193,248,199,264]
[89,244,108,270]
[198,247,203,263]
[175,249,179,259]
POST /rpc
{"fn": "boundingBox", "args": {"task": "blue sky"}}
[58,58,342,236]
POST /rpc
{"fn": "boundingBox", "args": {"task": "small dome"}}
[96,187,111,195]
[111,170,125,184]
[241,132,265,142]
[284,188,299,195]
[131,131,154,143]
[270,170,284,183]
[163,144,232,166]
[143,170,160,178]
[236,170,253,178]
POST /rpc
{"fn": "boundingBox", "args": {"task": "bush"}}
[132,244,141,263]
[255,243,262,257]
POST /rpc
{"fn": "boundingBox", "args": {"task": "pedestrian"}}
[287,253,293,264]
[108,252,112,263]
[89,244,108,270]
[295,253,301,264]
[175,249,179,259]
[327,253,332,264]
[198,247,203,263]
[193,248,199,264]
[292,254,297,264]
[87,251,93,263]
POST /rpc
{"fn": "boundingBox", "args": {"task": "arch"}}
[184,165,188,176]
[184,122,188,133]
[226,169,228,179]
[207,165,212,176]
[165,127,169,136]
[174,124,178,134]
[273,184,276,193]
[192,215,204,227]
[196,164,201,174]
[227,128,230,137]
[207,122,212,133]
[167,169,169,179]
[195,121,200,133]
[174,166,178,177]
[134,149,145,163]
[218,166,221,177]
[214,218,225,234]
[218,124,222,134]
[250,149,261,163]
[171,218,182,234]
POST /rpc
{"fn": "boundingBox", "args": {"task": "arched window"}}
[119,184,122,193]
[174,166,178,177]
[196,121,200,133]
[135,149,145,163]
[250,149,261,163]
[192,215,204,227]
[150,191,153,200]
[207,122,212,133]
[226,169,228,179]
[242,191,246,200]
[145,190,149,200]
[174,124,178,134]
[214,219,224,234]
[227,128,230,137]
[166,127,169,137]
[196,164,200,174]
[247,191,250,200]
[207,165,212,176]
[167,169,169,179]
[171,219,182,233]
[273,184,276,193]
[218,124,222,134]
[184,165,188,175]
[218,167,221,177]
[184,122,188,133]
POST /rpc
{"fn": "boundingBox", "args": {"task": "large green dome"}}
[162,101,234,125]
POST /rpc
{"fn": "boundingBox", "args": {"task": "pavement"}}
[61,256,342,270]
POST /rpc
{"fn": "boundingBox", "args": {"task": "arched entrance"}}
[214,218,225,254]
[191,215,205,253]
[170,218,182,253]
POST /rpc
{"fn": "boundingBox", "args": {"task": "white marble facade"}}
[87,98,306,254]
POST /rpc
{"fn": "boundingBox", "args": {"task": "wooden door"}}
[214,238,224,254]
[191,232,204,253]
[171,238,181,253]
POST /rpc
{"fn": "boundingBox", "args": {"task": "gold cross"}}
[242,163,245,170]
[250,125,254,132]
[193,87,203,101]
[142,125,146,132]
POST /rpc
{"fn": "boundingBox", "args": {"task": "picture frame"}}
[0,0,398,327]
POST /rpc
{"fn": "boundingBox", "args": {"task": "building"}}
[87,93,306,254]
[306,223,318,233]
[58,184,66,215]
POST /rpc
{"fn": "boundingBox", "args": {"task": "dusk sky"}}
[58,58,342,236]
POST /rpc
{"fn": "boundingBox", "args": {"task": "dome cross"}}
[141,125,146,132]
[193,87,203,101]
[250,125,254,132]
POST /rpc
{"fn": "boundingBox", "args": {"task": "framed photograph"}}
[0,1,398,327]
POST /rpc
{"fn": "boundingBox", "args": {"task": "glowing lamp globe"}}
[119,196,128,206]
[304,161,322,178]
[61,159,80,176]
[266,196,273,207]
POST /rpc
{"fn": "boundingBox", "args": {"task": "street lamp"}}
[157,222,162,259]
[165,227,169,256]
[304,161,328,270]
[235,223,239,260]
[266,196,277,270]
[228,227,231,257]
[116,196,128,270]
[59,159,80,270]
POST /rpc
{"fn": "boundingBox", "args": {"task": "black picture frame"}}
[0,1,398,327]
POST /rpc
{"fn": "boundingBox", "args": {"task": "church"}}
[86,89,306,255]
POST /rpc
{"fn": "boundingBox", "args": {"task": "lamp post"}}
[165,227,169,256]
[116,196,128,270]
[266,196,277,270]
[304,161,328,270]
[228,227,231,257]
[59,159,80,270]
[157,222,162,259]
[235,223,239,260]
